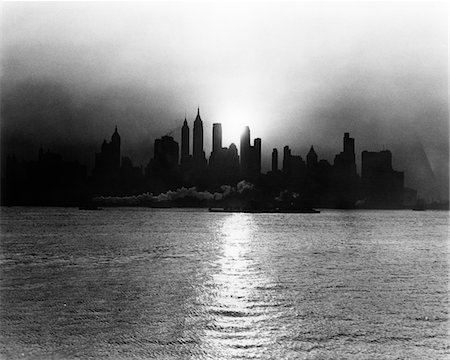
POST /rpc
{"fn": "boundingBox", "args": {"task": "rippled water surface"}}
[1,207,449,359]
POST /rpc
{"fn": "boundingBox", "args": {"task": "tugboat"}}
[78,202,102,210]
[209,196,320,214]
[208,207,320,213]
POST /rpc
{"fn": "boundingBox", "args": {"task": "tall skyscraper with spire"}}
[181,117,190,164]
[307,146,318,168]
[192,107,207,169]
[94,126,121,174]
[111,126,121,169]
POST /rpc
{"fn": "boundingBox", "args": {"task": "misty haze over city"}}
[1,2,448,200]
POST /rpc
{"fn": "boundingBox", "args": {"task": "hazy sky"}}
[1,2,448,200]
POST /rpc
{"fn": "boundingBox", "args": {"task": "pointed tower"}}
[307,145,318,168]
[111,125,121,169]
[111,125,120,143]
[192,107,206,169]
[181,117,190,161]
[193,108,203,159]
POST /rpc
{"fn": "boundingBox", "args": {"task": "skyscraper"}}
[111,126,121,168]
[283,146,291,172]
[253,138,261,175]
[152,135,179,172]
[94,126,121,175]
[239,126,261,180]
[272,148,278,172]
[212,123,222,153]
[92,126,122,196]
[343,132,355,162]
[193,108,204,159]
[307,146,318,168]
[181,117,190,163]
[193,108,207,168]
[334,132,356,176]
[361,150,404,207]
[240,126,251,173]
[332,132,359,207]
[282,145,305,180]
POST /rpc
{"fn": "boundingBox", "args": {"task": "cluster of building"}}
[2,107,417,208]
[143,109,261,188]
[89,107,413,208]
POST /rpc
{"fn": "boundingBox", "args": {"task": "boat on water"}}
[209,207,320,214]
[78,204,102,210]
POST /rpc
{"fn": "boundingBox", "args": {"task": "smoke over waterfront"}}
[93,181,255,206]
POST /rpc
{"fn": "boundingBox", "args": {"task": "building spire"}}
[195,106,202,122]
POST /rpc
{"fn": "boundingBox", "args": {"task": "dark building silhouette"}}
[304,145,320,204]
[94,126,121,177]
[334,132,356,176]
[1,104,421,209]
[212,123,222,153]
[179,116,195,185]
[181,117,190,164]
[146,135,180,192]
[1,148,87,206]
[119,156,144,195]
[262,147,283,201]
[193,107,207,170]
[149,135,179,174]
[361,150,404,207]
[282,145,306,181]
[208,123,240,187]
[240,126,261,180]
[271,148,278,172]
[306,146,318,168]
[179,109,207,186]
[332,132,359,207]
[316,159,333,203]
[92,126,122,195]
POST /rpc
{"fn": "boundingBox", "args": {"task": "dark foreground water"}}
[0,207,449,359]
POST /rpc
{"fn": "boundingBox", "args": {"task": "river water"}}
[0,207,449,359]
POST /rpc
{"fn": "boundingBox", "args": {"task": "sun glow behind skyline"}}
[2,2,448,199]
[214,109,261,147]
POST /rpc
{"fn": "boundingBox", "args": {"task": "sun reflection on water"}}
[199,213,278,358]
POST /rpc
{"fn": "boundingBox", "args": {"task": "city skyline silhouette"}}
[1,2,448,202]
[3,106,440,210]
